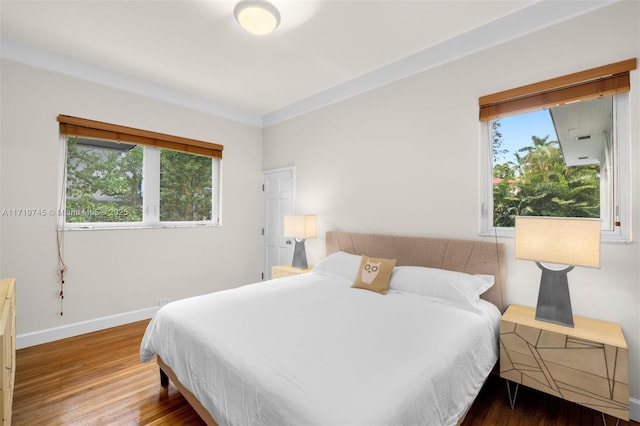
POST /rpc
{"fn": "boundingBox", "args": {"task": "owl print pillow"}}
[351,255,396,295]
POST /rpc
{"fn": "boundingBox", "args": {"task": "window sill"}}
[59,222,221,231]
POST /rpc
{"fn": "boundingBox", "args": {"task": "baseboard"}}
[16,306,158,349]
[631,397,640,422]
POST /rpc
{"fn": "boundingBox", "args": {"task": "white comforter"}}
[140,271,500,426]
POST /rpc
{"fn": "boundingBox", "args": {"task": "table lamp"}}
[515,216,600,327]
[283,215,317,269]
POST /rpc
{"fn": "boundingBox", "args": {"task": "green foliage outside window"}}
[160,150,212,221]
[66,139,143,222]
[492,123,600,228]
[65,138,214,223]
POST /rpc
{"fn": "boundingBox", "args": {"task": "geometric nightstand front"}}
[500,304,629,422]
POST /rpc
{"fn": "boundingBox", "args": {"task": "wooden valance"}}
[479,58,637,122]
[58,115,223,159]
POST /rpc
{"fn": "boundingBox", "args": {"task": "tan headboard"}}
[326,231,506,312]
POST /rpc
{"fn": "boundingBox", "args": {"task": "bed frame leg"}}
[160,368,169,387]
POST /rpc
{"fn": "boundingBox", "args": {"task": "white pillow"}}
[388,266,494,314]
[474,274,496,295]
[312,251,362,282]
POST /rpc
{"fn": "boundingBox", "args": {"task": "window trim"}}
[479,93,631,243]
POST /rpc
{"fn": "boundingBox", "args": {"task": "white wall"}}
[0,0,637,419]
[263,0,640,417]
[0,60,263,337]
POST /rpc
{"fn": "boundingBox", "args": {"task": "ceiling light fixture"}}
[234,0,281,36]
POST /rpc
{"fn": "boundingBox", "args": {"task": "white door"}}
[262,167,295,280]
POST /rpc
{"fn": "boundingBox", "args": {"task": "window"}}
[159,149,213,222]
[65,138,144,223]
[479,59,636,242]
[58,115,222,229]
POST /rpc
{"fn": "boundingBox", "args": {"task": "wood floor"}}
[12,320,639,426]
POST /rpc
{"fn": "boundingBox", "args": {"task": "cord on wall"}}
[56,136,69,316]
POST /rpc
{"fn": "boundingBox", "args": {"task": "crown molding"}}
[262,0,616,127]
[1,0,616,129]
[0,38,263,127]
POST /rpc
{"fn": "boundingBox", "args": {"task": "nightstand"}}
[500,304,629,422]
[271,265,314,279]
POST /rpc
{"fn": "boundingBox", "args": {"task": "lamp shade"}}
[283,215,317,239]
[515,216,600,268]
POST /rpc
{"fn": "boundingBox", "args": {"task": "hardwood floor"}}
[13,320,205,425]
[12,320,639,426]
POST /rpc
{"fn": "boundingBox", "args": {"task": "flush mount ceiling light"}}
[234,0,281,36]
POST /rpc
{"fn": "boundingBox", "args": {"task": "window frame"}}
[57,116,222,231]
[479,93,630,243]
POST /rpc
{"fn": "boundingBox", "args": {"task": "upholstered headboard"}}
[326,231,506,312]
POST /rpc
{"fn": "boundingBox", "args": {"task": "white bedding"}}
[140,270,500,426]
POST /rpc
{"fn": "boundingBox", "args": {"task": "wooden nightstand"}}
[500,304,629,422]
[271,265,314,279]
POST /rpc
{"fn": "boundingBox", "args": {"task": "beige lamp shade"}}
[515,216,601,268]
[283,215,317,239]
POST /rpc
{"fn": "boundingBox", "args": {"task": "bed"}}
[140,231,506,426]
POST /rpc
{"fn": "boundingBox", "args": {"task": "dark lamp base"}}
[534,262,575,328]
[291,239,308,269]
